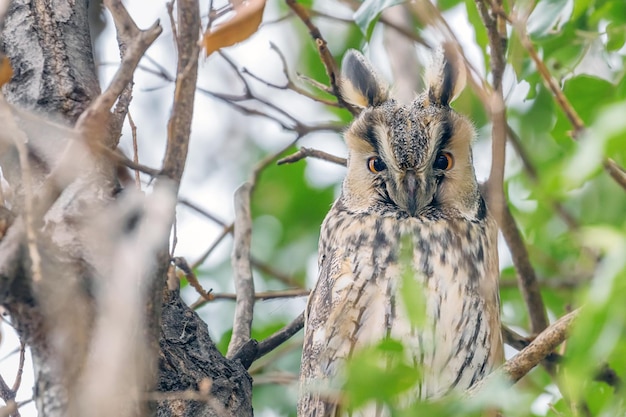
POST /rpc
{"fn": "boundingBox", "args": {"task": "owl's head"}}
[338,48,484,220]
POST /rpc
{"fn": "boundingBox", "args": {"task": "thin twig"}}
[285,0,358,115]
[604,158,626,191]
[178,199,229,227]
[277,147,347,166]
[190,289,310,310]
[251,371,298,385]
[128,111,141,189]
[191,223,233,269]
[505,10,626,192]
[509,14,584,137]
[242,42,340,107]
[173,257,213,302]
[250,258,303,288]
[10,342,25,393]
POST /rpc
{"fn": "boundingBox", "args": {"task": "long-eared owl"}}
[298,48,503,416]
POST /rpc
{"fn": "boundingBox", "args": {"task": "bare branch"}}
[78,0,162,147]
[500,203,549,334]
[160,0,200,185]
[191,223,234,269]
[227,183,256,359]
[509,13,584,137]
[179,198,230,227]
[285,0,358,115]
[255,312,305,360]
[472,0,549,336]
[10,342,25,394]
[471,309,580,397]
[504,309,579,382]
[250,258,304,288]
[242,43,340,107]
[191,289,310,310]
[128,112,141,189]
[604,158,626,192]
[277,147,347,166]
[173,257,214,302]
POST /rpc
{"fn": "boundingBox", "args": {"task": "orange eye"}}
[367,157,386,173]
[434,152,454,171]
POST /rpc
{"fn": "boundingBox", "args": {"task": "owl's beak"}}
[404,171,419,216]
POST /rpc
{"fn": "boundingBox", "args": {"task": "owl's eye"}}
[434,152,454,171]
[367,156,387,173]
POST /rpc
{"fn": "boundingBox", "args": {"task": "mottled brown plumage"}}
[298,48,503,416]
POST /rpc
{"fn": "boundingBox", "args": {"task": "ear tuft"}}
[425,43,466,107]
[339,50,389,108]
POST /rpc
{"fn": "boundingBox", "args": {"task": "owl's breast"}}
[314,208,502,397]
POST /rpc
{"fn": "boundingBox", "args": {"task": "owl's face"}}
[338,49,482,220]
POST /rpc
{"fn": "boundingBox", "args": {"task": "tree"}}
[0,0,624,416]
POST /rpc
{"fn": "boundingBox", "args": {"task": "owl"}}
[298,48,503,417]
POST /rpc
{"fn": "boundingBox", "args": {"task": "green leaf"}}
[572,0,593,20]
[590,0,626,26]
[438,0,464,11]
[552,75,615,143]
[344,339,420,409]
[527,0,572,37]
[606,22,626,51]
[397,235,426,326]
[354,0,406,38]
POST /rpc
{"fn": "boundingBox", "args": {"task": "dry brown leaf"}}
[203,0,266,56]
[0,55,12,86]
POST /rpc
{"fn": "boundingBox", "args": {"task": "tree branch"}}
[277,147,347,166]
[255,312,305,360]
[160,0,200,185]
[474,0,549,337]
[285,0,358,115]
[227,183,256,359]
[504,309,579,382]
[77,0,162,148]
[471,309,580,396]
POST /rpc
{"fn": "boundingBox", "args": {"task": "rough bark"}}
[158,289,253,417]
[1,0,99,121]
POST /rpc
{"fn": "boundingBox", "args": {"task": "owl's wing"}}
[298,250,349,417]
[298,244,390,416]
